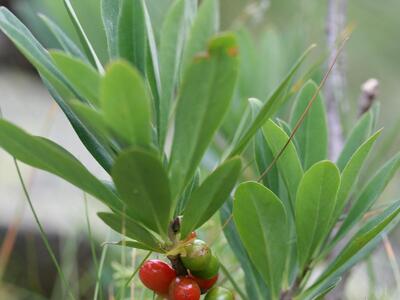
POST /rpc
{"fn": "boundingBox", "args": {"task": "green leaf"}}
[333,152,400,243]
[290,80,328,169]
[181,157,242,238]
[182,0,219,72]
[42,77,114,172]
[296,277,341,300]
[168,33,239,199]
[98,212,162,251]
[295,161,340,270]
[112,149,172,238]
[175,171,200,216]
[234,182,289,300]
[331,130,382,226]
[0,120,121,211]
[318,201,400,285]
[336,110,374,170]
[100,61,152,148]
[262,119,303,212]
[143,0,162,101]
[70,101,111,143]
[221,200,270,299]
[62,0,103,72]
[0,8,69,90]
[39,14,86,61]
[101,0,122,59]
[0,8,114,172]
[158,0,192,148]
[118,0,146,74]
[114,240,161,252]
[50,51,101,107]
[228,45,315,158]
[250,98,280,195]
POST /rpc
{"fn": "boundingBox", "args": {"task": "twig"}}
[383,235,400,295]
[257,34,350,183]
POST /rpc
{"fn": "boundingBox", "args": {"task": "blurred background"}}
[0,0,399,299]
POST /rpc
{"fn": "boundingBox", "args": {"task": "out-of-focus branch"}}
[325,0,348,161]
[325,0,348,299]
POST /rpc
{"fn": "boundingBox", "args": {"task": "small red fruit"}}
[185,231,197,242]
[190,274,218,294]
[169,276,201,300]
[139,259,176,295]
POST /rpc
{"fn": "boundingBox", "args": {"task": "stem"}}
[13,159,75,300]
[219,261,248,300]
[94,232,110,300]
[168,255,188,276]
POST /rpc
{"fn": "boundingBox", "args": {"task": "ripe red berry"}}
[169,276,201,300]
[139,259,176,295]
[190,274,218,294]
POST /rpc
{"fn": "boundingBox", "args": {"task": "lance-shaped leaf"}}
[290,80,328,170]
[101,0,122,59]
[262,119,303,211]
[180,157,242,238]
[0,120,121,211]
[181,0,219,72]
[115,240,161,252]
[337,109,374,170]
[63,0,104,72]
[0,8,114,172]
[250,98,279,196]
[228,45,315,158]
[43,77,114,172]
[331,130,382,226]
[317,201,400,286]
[70,101,112,145]
[143,0,162,102]
[295,161,340,270]
[168,33,239,199]
[118,0,146,74]
[159,0,192,147]
[234,182,289,300]
[98,212,162,252]
[0,8,70,91]
[100,61,152,148]
[112,149,172,238]
[39,14,86,61]
[221,200,270,299]
[50,51,101,106]
[333,152,400,244]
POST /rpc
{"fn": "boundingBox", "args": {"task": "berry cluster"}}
[139,233,234,299]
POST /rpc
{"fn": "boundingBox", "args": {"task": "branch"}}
[325,0,348,161]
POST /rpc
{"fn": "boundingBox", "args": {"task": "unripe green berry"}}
[181,239,211,271]
[190,255,220,279]
[204,287,235,300]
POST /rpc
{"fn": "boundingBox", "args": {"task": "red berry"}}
[139,259,176,295]
[169,276,201,300]
[185,231,197,242]
[190,274,218,294]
